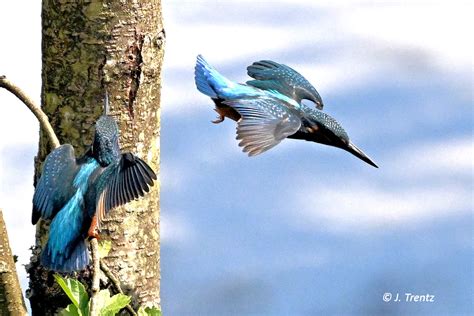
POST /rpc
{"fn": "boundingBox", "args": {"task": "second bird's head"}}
[92,115,121,166]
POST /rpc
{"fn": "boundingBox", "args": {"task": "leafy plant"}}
[94,290,130,316]
[55,242,161,315]
[98,240,112,258]
[55,274,132,316]
[137,306,162,316]
[54,274,89,316]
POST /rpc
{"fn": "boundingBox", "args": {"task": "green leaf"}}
[95,289,131,316]
[98,240,112,258]
[137,306,162,316]
[54,274,89,316]
[58,304,81,316]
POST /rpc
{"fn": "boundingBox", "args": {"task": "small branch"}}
[89,238,100,316]
[0,75,60,149]
[99,261,121,293]
[100,261,137,316]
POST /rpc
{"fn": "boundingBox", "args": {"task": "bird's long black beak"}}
[104,90,110,115]
[345,141,378,168]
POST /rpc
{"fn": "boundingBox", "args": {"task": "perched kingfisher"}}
[32,96,157,272]
[194,55,378,167]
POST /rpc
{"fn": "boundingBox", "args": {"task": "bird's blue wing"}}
[224,97,301,156]
[246,60,324,109]
[94,153,157,225]
[195,55,261,100]
[32,144,78,224]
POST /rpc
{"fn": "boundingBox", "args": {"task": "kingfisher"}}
[32,96,157,272]
[194,55,378,168]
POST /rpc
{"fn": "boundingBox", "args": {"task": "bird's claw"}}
[88,230,100,240]
[88,215,100,240]
[212,115,225,124]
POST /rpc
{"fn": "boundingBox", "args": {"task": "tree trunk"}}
[27,1,164,314]
[0,209,28,316]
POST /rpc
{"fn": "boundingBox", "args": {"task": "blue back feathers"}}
[42,192,88,271]
[40,159,98,271]
[195,55,301,109]
[195,55,263,101]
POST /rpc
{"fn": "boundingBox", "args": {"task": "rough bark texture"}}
[0,210,28,316]
[27,1,164,314]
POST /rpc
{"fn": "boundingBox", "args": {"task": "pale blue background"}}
[0,1,472,315]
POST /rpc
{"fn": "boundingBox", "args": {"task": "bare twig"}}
[100,261,137,316]
[0,75,60,149]
[89,238,100,315]
[90,239,100,292]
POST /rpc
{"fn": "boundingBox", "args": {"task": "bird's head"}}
[302,108,378,168]
[92,115,121,166]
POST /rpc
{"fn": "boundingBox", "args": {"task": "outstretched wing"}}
[32,144,78,224]
[225,97,301,156]
[246,60,324,109]
[95,153,157,226]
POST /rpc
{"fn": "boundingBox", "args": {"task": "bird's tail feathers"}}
[41,239,89,272]
[195,55,233,98]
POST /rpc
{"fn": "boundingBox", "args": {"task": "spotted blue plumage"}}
[41,159,97,271]
[194,55,378,168]
[246,60,324,109]
[33,113,157,272]
[195,55,301,109]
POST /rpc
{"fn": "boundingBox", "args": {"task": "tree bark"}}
[0,209,28,316]
[27,1,164,314]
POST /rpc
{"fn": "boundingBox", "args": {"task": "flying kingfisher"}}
[194,55,378,168]
[32,96,157,272]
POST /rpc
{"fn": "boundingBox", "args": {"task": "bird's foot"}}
[88,215,100,240]
[211,114,225,124]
